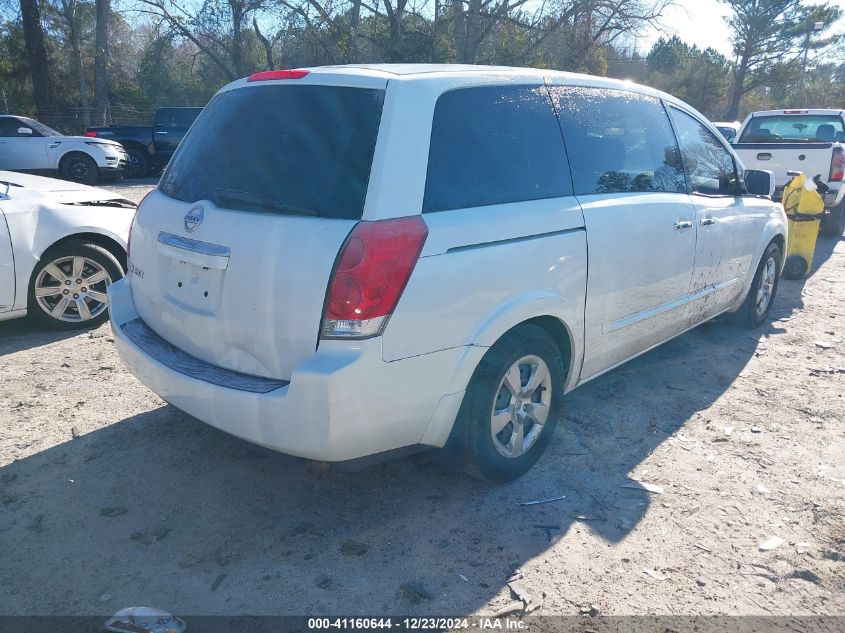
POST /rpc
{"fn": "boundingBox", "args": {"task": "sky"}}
[639,0,845,58]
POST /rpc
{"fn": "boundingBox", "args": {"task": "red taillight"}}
[321,216,428,339]
[247,69,309,82]
[84,130,97,137]
[830,147,844,182]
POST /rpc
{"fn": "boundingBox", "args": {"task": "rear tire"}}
[60,153,99,185]
[124,149,149,179]
[737,242,782,329]
[820,199,844,237]
[28,240,124,330]
[458,324,564,482]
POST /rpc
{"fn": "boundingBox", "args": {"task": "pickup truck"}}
[85,107,203,179]
[732,109,845,236]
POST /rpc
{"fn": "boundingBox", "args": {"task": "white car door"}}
[0,118,48,170]
[550,86,697,381]
[669,107,761,318]
[0,198,14,312]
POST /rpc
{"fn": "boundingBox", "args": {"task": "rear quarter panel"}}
[383,199,587,395]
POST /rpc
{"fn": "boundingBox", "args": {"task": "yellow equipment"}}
[781,171,824,279]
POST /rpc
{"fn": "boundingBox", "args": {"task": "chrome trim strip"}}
[605,277,740,333]
[444,227,585,254]
[157,232,231,257]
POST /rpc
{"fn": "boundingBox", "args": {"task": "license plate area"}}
[163,260,224,314]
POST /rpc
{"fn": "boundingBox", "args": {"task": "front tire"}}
[124,149,149,179]
[737,242,782,329]
[60,153,99,185]
[458,324,564,482]
[28,240,123,330]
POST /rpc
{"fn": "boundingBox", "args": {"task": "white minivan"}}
[109,65,787,481]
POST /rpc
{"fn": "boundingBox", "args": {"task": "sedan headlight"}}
[85,141,118,151]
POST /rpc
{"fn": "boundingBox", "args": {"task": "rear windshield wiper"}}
[212,188,318,217]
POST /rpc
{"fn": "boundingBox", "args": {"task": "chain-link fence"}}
[1,102,158,135]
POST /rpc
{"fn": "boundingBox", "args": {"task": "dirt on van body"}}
[0,181,843,619]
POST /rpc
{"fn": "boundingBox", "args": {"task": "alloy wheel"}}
[68,159,90,182]
[490,355,552,458]
[34,255,112,322]
[755,256,776,316]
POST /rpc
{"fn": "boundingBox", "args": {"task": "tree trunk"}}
[62,0,90,128]
[253,18,274,70]
[727,59,748,120]
[94,0,110,125]
[19,0,52,120]
[350,0,362,62]
[229,0,245,76]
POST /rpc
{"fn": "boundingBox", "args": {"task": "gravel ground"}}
[0,181,843,617]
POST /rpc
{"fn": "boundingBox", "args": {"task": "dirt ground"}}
[0,180,843,618]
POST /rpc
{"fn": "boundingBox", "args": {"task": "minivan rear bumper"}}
[108,278,471,462]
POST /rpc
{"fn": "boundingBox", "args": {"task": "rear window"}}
[423,85,572,213]
[738,115,845,143]
[159,85,385,220]
[155,108,202,129]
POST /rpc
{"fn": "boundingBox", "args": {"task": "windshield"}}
[159,85,385,220]
[716,126,737,142]
[738,115,845,143]
[22,118,61,137]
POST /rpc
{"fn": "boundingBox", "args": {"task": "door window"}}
[0,118,24,137]
[550,86,686,195]
[669,107,739,197]
[423,85,572,213]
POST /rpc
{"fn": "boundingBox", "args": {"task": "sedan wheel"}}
[35,255,112,323]
[28,240,124,330]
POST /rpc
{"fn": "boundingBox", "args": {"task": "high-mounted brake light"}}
[247,69,309,82]
[831,147,844,182]
[783,110,808,115]
[84,130,97,137]
[321,216,428,339]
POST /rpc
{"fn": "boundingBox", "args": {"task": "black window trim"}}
[666,102,744,199]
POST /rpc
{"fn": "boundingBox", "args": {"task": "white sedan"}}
[0,171,134,329]
[0,115,128,185]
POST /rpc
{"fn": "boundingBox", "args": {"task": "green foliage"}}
[1,0,843,129]
[645,36,730,117]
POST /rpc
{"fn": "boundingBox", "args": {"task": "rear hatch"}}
[127,79,386,380]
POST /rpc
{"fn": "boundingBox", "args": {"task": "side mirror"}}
[744,169,775,198]
[17,127,33,136]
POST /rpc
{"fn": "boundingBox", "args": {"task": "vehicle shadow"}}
[0,280,806,617]
[807,232,843,277]
[0,318,89,355]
